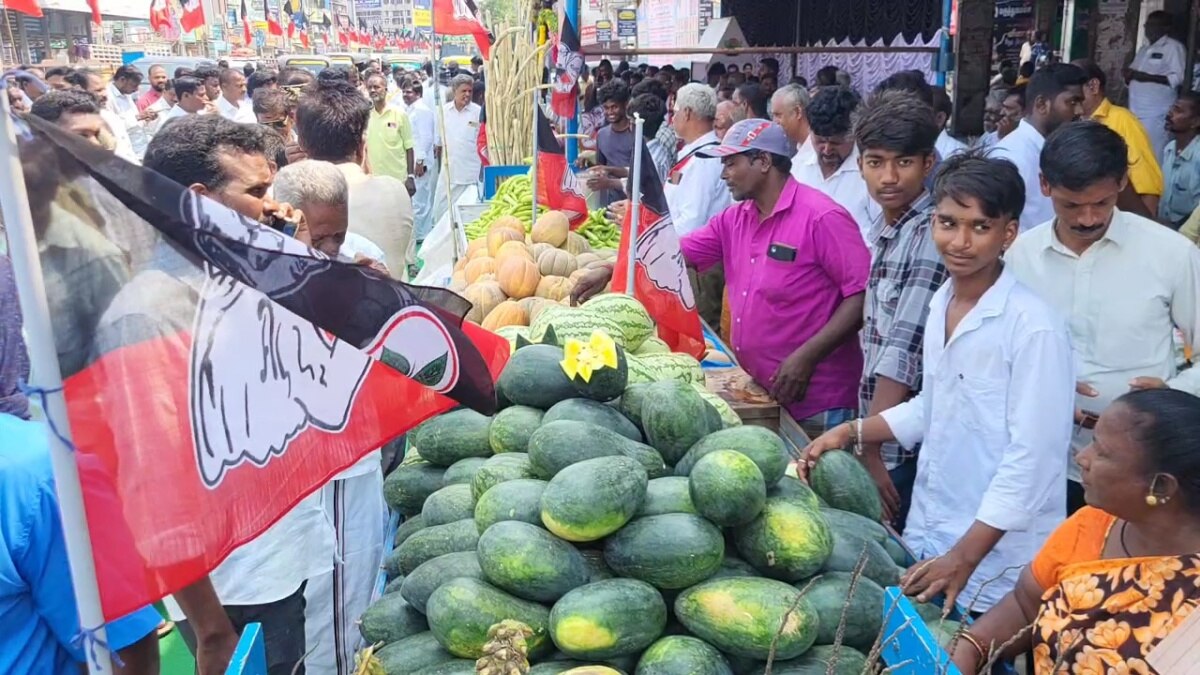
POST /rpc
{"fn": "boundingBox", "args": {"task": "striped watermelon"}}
[636,353,705,384]
[632,336,671,355]
[528,305,576,342]
[692,384,741,427]
[581,294,656,350]
[543,313,630,348]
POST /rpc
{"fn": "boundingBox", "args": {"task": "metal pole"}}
[0,97,113,675]
[564,0,580,166]
[624,114,643,294]
[937,0,952,87]
[431,31,462,263]
[530,20,539,217]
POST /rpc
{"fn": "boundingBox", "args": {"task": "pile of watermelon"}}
[361,296,911,675]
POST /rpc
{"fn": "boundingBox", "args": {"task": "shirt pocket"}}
[955,371,1009,449]
[758,244,810,304]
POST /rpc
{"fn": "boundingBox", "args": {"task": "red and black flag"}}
[535,106,589,228]
[240,0,252,44]
[14,115,508,622]
[432,0,492,59]
[282,0,296,38]
[265,0,284,36]
[358,17,369,44]
[611,138,706,359]
[550,9,582,120]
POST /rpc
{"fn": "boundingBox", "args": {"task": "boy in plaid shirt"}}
[854,89,948,530]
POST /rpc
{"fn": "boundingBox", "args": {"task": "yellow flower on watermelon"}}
[558,331,628,402]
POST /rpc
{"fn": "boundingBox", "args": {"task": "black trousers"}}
[177,581,307,675]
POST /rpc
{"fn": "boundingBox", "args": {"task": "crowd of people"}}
[5,11,1200,673]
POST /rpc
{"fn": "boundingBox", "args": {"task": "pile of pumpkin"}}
[452,211,619,330]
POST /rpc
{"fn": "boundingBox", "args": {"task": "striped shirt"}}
[859,191,948,468]
[646,138,674,186]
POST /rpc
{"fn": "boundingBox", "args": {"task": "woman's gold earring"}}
[1146,495,1160,506]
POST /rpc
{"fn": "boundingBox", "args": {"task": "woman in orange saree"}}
[950,388,1200,674]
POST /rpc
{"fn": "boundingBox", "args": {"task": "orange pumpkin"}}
[530,242,556,260]
[563,231,591,255]
[517,296,550,318]
[466,237,488,256]
[450,270,468,291]
[482,300,529,330]
[489,215,526,236]
[468,245,491,262]
[463,281,507,323]
[496,240,534,263]
[497,255,542,299]
[574,252,602,268]
[531,211,570,247]
[487,228,525,257]
[536,275,574,302]
[465,256,497,284]
[537,248,579,277]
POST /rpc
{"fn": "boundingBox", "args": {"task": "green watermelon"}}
[675,426,790,486]
[359,593,429,645]
[734,495,832,581]
[549,578,668,659]
[425,577,552,658]
[497,344,578,409]
[540,456,649,542]
[603,513,724,589]
[617,383,652,431]
[384,461,446,516]
[635,635,732,675]
[477,520,590,602]
[528,421,666,480]
[442,457,488,486]
[581,293,656,349]
[543,398,643,442]
[414,409,494,467]
[634,353,705,384]
[822,529,900,587]
[580,549,615,582]
[473,478,548,532]
[384,575,406,595]
[421,484,476,527]
[375,632,456,674]
[544,313,630,349]
[708,556,759,581]
[471,452,536,501]
[637,477,697,516]
[818,508,889,544]
[802,572,885,652]
[633,336,672,355]
[809,450,883,522]
[559,336,630,403]
[528,304,575,342]
[772,645,869,675]
[674,577,819,660]
[642,380,721,464]
[688,450,767,527]
[768,477,821,509]
[489,405,545,453]
[394,515,427,549]
[411,660,478,675]
[393,519,480,575]
[691,385,742,428]
[400,551,485,614]
[883,536,910,566]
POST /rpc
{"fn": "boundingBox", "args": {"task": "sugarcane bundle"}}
[485,9,545,166]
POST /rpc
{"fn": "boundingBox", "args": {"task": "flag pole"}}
[430,26,464,265]
[624,114,644,294]
[529,21,540,218]
[0,98,113,675]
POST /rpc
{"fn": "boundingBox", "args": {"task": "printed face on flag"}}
[16,117,507,621]
[633,209,695,311]
[554,44,584,96]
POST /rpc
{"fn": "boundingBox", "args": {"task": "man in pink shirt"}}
[576,119,869,435]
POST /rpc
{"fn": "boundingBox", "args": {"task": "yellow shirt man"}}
[1093,98,1164,211]
[366,104,416,182]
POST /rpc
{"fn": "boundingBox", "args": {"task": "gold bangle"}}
[957,629,990,664]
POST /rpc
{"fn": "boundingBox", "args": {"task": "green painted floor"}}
[154,603,195,675]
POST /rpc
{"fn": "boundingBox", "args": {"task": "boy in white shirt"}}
[803,152,1075,613]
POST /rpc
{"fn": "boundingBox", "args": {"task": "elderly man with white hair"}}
[666,83,733,327]
[770,84,815,166]
[271,158,390,675]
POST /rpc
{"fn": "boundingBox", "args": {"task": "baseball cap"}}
[697,118,794,159]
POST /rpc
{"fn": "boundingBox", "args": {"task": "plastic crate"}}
[880,587,964,675]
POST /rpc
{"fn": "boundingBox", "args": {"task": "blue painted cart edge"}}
[225,622,267,675]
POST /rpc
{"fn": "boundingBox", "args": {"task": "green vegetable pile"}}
[361,295,908,674]
[575,211,620,249]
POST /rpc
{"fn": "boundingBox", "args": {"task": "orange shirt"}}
[1029,506,1115,590]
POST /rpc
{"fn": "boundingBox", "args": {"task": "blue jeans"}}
[797,407,856,440]
[888,456,918,534]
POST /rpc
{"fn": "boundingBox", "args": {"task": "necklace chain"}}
[1119,520,1133,557]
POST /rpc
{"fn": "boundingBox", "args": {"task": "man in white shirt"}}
[134,114,333,675]
[791,86,875,243]
[1125,11,1187,154]
[770,84,815,168]
[989,63,1086,231]
[931,88,967,159]
[157,76,209,128]
[665,83,731,327]
[64,68,138,163]
[805,152,1074,613]
[272,159,389,675]
[1006,120,1200,515]
[105,65,158,159]
[216,67,256,124]
[296,77,414,279]
[435,74,482,225]
[404,80,438,250]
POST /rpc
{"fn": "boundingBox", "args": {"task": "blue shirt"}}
[1160,137,1200,226]
[0,414,161,675]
